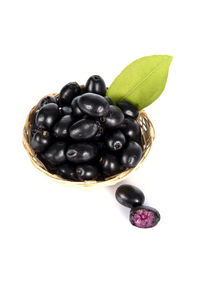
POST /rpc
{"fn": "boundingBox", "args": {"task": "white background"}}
[0,0,199,299]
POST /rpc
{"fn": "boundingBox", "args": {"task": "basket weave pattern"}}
[23,94,155,188]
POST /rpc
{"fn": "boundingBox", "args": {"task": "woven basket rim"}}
[23,93,155,188]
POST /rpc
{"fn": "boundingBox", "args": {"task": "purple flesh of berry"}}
[129,206,160,228]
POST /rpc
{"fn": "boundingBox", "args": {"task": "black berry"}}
[115,185,145,208]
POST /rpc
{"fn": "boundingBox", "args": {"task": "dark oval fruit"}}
[76,164,98,181]
[38,96,57,109]
[105,96,113,105]
[69,119,98,141]
[117,101,139,119]
[58,82,81,106]
[120,118,141,141]
[99,154,120,176]
[115,185,145,208]
[43,141,66,165]
[59,106,72,115]
[105,130,126,151]
[77,93,109,117]
[129,206,160,228]
[71,96,84,117]
[52,115,73,139]
[121,141,142,168]
[57,163,77,181]
[66,143,97,163]
[104,105,124,129]
[30,130,52,153]
[85,75,106,96]
[35,103,59,130]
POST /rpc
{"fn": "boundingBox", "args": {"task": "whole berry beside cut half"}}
[77,93,109,117]
[129,206,160,228]
[85,75,106,96]
[115,184,145,208]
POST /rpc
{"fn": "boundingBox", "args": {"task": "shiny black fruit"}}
[105,130,126,151]
[115,185,145,208]
[52,115,73,139]
[76,164,98,181]
[66,143,97,163]
[130,206,160,228]
[43,141,66,165]
[59,106,72,115]
[71,96,84,117]
[77,93,109,117]
[35,103,59,130]
[57,163,77,181]
[69,119,98,141]
[38,96,57,109]
[30,130,52,153]
[120,118,141,141]
[121,141,142,168]
[85,75,106,96]
[99,154,120,176]
[58,82,81,106]
[105,96,113,105]
[104,105,124,129]
[117,101,138,119]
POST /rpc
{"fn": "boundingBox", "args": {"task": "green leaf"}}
[106,55,173,110]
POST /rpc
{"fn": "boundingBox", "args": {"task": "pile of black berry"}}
[30,75,143,181]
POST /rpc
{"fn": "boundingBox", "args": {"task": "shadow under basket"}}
[23,94,155,188]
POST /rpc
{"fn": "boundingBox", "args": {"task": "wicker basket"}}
[23,94,155,188]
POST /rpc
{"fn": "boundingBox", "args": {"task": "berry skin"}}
[76,164,98,181]
[57,163,77,181]
[77,93,109,117]
[43,141,66,165]
[35,103,59,130]
[30,130,52,153]
[85,75,106,96]
[71,96,84,117]
[66,143,97,163]
[117,101,138,119]
[129,206,160,228]
[120,118,141,141]
[99,154,120,176]
[52,115,73,139]
[105,96,113,105]
[69,119,98,141]
[58,82,81,106]
[38,96,57,109]
[104,105,124,129]
[115,185,145,208]
[121,141,142,168]
[59,106,72,115]
[105,130,126,152]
